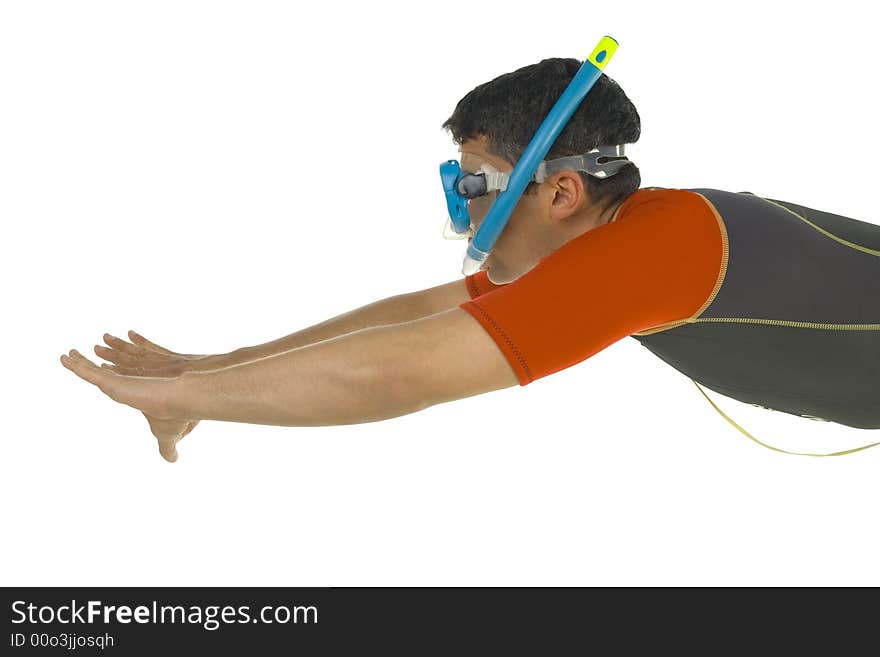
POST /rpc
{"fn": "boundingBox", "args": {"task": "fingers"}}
[60,349,108,388]
[101,361,141,375]
[95,345,132,367]
[158,440,179,462]
[155,429,180,462]
[101,330,206,366]
[127,330,179,356]
[63,349,177,420]
[62,350,133,406]
[153,428,179,462]
[94,344,165,368]
[61,349,127,404]
[95,334,185,375]
[99,334,183,369]
[101,334,168,361]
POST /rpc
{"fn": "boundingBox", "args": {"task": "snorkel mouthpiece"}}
[460,35,620,275]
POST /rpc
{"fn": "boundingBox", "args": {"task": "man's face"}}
[457,135,557,284]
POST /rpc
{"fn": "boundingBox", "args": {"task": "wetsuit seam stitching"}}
[691,317,880,330]
[466,301,533,382]
[757,195,880,257]
[631,191,729,337]
[689,192,729,320]
[466,276,479,299]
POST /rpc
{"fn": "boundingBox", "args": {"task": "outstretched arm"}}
[68,277,483,462]
[217,278,475,365]
[100,278,474,374]
[61,306,519,429]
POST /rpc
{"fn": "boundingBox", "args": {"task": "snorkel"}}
[441,35,621,276]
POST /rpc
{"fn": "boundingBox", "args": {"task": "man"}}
[60,58,880,461]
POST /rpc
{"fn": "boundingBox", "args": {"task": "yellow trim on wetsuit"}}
[691,379,880,457]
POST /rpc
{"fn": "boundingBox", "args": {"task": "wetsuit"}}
[460,187,880,430]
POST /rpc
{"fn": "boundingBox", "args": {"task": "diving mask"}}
[440,144,630,240]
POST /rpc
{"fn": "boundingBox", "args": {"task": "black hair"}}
[441,57,641,212]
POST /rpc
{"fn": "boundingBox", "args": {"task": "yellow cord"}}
[691,379,880,456]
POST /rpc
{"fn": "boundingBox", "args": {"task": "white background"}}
[2,0,878,586]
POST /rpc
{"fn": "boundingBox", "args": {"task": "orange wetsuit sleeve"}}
[459,189,724,386]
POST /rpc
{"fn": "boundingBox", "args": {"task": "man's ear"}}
[548,171,586,215]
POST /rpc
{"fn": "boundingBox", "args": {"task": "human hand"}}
[93,331,220,460]
[60,349,194,462]
[95,330,214,377]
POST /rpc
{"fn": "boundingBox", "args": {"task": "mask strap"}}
[534,144,631,182]
[488,144,632,192]
[482,170,509,193]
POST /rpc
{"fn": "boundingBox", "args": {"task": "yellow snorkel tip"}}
[588,35,618,71]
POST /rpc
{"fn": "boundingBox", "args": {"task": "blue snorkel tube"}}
[456,36,620,275]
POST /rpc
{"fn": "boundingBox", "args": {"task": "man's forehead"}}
[458,141,505,173]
